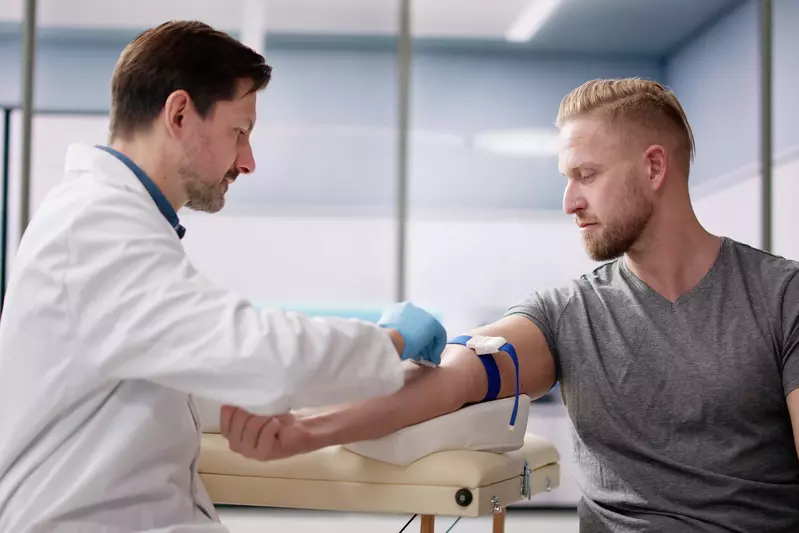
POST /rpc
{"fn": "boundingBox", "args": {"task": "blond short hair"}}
[556,78,696,173]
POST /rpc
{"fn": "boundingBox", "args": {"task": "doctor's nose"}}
[236,144,256,175]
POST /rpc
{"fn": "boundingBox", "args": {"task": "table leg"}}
[420,514,435,533]
[492,507,506,533]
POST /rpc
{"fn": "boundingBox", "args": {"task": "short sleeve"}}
[782,271,799,397]
[504,285,575,382]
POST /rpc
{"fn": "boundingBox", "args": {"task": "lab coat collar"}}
[64,143,187,240]
[93,145,186,240]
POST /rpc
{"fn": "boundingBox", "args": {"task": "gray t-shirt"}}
[506,237,799,532]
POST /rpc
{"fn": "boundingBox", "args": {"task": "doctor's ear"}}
[162,90,193,138]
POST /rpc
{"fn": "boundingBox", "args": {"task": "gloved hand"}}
[378,302,447,366]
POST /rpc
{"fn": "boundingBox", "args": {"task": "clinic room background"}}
[0,0,798,510]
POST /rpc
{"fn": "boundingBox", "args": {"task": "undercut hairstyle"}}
[556,78,696,176]
[109,20,272,141]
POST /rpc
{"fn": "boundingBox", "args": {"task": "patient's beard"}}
[583,178,653,262]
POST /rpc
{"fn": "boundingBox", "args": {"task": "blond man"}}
[223,78,799,532]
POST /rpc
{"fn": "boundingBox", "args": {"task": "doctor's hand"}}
[220,406,314,461]
[378,302,446,366]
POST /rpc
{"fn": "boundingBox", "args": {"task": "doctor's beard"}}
[180,167,229,213]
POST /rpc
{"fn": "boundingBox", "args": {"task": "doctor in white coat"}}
[0,21,447,532]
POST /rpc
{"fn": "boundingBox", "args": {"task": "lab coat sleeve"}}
[64,195,404,414]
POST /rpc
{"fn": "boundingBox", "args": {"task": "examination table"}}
[197,395,561,532]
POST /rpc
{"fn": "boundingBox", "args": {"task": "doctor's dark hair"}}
[109,20,272,141]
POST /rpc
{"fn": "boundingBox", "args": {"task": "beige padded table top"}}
[199,433,560,518]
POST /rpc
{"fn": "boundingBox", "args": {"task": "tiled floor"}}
[217,507,579,533]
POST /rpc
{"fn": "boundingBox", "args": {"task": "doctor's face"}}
[559,115,654,262]
[178,80,257,213]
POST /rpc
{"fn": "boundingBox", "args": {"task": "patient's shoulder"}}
[504,260,627,333]
[510,261,621,311]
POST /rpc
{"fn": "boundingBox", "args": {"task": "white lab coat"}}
[0,143,405,532]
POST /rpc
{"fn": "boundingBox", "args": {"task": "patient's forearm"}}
[300,347,485,448]
[291,362,430,420]
[299,317,555,450]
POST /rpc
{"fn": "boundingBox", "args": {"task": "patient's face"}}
[558,115,653,262]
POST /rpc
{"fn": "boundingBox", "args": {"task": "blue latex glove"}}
[378,302,447,366]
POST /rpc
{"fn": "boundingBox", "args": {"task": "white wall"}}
[4,114,600,335]
[773,155,799,261]
[691,147,799,262]
[180,210,599,332]
[10,112,795,333]
[666,0,760,190]
[692,169,761,249]
[3,114,110,278]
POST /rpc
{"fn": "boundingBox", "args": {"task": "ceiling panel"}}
[527,0,745,55]
[0,0,745,56]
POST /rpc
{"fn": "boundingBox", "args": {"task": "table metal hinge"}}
[521,460,532,499]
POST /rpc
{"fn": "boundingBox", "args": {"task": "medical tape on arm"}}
[447,335,520,430]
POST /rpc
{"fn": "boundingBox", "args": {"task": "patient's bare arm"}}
[221,316,555,460]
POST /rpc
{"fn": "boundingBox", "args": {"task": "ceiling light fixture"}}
[505,0,563,42]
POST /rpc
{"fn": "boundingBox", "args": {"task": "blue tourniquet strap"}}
[447,335,521,428]
[499,341,520,429]
[449,335,501,401]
